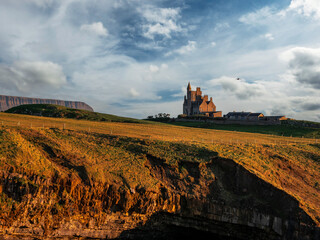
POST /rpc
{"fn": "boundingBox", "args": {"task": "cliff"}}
[0,124,319,239]
[0,95,93,112]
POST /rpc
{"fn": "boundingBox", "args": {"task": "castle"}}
[182,82,287,122]
[183,83,222,117]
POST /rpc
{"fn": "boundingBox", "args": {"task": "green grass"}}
[5,104,150,124]
[168,121,320,139]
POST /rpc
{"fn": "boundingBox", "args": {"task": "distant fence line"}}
[0,120,318,146]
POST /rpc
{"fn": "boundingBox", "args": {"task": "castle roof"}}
[248,113,264,117]
[264,116,286,119]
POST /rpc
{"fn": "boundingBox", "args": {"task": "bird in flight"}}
[236,78,240,80]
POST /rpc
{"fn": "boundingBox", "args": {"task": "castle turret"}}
[187,82,191,91]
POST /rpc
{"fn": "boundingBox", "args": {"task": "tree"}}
[153,113,171,119]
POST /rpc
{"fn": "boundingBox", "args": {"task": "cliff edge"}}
[0,95,93,112]
[0,124,319,239]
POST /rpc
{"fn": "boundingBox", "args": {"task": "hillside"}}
[5,104,148,124]
[169,121,320,139]
[0,112,319,239]
[0,95,93,112]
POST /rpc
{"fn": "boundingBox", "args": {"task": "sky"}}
[0,0,320,121]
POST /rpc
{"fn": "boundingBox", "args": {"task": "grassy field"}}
[169,121,320,139]
[5,104,150,124]
[0,112,319,225]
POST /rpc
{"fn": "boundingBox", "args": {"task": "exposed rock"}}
[0,155,319,239]
[0,95,93,112]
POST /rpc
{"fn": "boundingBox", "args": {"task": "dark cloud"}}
[290,98,320,113]
[235,87,261,100]
[286,48,320,89]
[300,103,320,111]
[270,106,288,116]
[294,71,320,89]
[156,89,182,102]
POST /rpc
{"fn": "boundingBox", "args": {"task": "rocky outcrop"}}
[0,95,93,112]
[0,155,318,239]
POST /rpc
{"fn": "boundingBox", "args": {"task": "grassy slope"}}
[0,112,319,225]
[5,104,149,124]
[169,121,320,139]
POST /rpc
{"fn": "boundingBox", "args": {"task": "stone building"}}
[225,112,287,122]
[225,112,252,121]
[183,83,222,117]
[225,112,264,121]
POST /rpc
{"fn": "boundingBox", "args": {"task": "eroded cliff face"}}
[0,95,93,112]
[0,154,318,240]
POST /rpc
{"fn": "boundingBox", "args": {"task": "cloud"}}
[149,65,159,73]
[149,63,168,73]
[167,41,196,56]
[176,41,196,54]
[239,7,275,25]
[140,7,182,39]
[161,63,168,69]
[211,42,216,47]
[264,33,274,40]
[269,105,290,116]
[300,102,320,111]
[0,61,67,93]
[290,97,320,111]
[214,22,230,32]
[280,47,320,89]
[288,0,320,19]
[80,22,108,36]
[129,88,140,97]
[23,0,56,8]
[209,76,264,100]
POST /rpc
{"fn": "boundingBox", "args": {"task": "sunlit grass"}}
[0,112,319,225]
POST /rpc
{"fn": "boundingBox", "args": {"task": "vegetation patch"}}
[5,104,150,124]
[169,121,320,139]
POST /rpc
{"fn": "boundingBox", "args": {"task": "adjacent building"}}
[224,112,287,122]
[225,112,264,121]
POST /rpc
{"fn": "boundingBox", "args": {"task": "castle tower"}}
[187,82,191,91]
